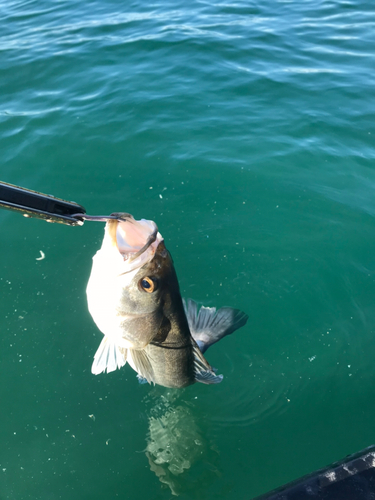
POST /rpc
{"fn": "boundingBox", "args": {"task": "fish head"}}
[87,213,178,350]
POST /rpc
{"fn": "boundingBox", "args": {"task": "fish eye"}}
[139,276,157,293]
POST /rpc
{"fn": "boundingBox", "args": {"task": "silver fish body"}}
[87,213,248,388]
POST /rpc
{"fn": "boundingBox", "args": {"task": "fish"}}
[86,213,248,388]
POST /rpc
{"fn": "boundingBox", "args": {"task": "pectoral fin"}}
[192,343,223,385]
[91,336,127,375]
[128,349,155,385]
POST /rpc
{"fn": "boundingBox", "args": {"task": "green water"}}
[1,0,375,498]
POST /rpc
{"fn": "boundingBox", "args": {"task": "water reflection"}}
[143,389,221,497]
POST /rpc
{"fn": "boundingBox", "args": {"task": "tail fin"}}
[91,336,127,375]
[183,298,248,354]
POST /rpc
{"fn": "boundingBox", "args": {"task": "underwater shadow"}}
[142,388,222,497]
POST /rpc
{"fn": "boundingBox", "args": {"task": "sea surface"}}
[1,0,375,498]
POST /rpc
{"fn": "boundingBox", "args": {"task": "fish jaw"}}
[103,214,163,273]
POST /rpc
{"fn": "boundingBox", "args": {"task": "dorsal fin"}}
[184,298,248,353]
[192,342,223,384]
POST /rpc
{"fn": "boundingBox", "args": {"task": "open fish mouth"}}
[109,213,159,264]
[78,212,160,263]
[96,212,163,272]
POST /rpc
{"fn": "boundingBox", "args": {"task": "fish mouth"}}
[106,213,163,270]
